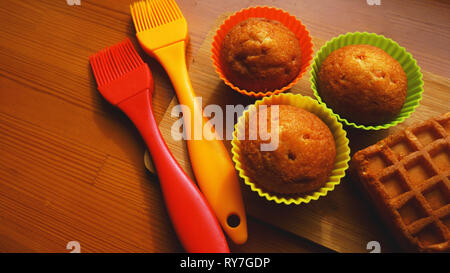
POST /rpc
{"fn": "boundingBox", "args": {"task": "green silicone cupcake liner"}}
[310,32,424,130]
[231,93,351,205]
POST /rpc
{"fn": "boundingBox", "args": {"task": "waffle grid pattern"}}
[353,113,450,251]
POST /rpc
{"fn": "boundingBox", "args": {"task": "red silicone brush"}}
[89,39,229,253]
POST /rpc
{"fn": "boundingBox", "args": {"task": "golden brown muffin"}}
[239,105,336,194]
[220,18,302,92]
[318,44,407,125]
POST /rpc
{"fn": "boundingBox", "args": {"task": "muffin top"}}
[318,44,407,125]
[220,17,302,92]
[240,105,336,194]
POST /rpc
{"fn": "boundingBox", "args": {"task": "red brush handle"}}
[118,90,229,253]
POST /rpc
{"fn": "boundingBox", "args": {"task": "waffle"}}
[352,113,450,252]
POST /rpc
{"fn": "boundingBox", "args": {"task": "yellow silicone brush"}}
[130,0,247,244]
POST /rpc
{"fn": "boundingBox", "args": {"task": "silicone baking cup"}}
[231,93,350,205]
[212,6,313,98]
[310,32,424,130]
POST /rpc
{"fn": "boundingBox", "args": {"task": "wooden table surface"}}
[0,0,448,253]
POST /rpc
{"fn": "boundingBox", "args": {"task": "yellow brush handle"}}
[153,41,247,244]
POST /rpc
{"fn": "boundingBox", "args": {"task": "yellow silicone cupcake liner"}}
[212,6,313,98]
[231,93,351,205]
[310,32,424,130]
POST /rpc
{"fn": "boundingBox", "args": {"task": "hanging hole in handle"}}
[226,213,240,228]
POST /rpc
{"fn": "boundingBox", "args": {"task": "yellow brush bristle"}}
[131,0,183,32]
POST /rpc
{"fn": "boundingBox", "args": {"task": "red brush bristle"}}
[89,38,144,87]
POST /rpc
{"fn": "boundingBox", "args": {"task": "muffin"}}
[220,17,302,92]
[239,105,336,194]
[318,44,407,125]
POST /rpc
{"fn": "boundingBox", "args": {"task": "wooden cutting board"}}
[144,14,450,253]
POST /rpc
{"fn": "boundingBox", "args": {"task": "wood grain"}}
[147,15,450,252]
[0,0,448,252]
